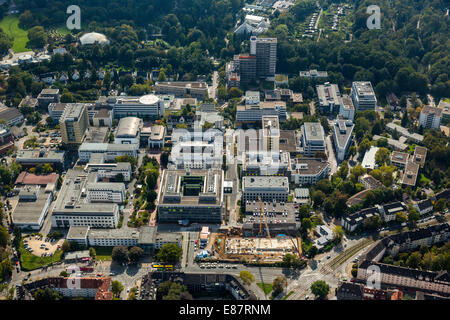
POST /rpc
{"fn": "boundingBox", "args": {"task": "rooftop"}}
[67,226,90,240]
[361,146,379,170]
[116,117,142,138]
[333,120,354,149]
[402,161,419,186]
[15,172,59,186]
[302,122,325,142]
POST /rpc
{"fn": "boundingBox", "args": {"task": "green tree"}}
[34,288,62,301]
[239,270,255,285]
[396,212,408,223]
[375,148,390,166]
[128,246,144,263]
[89,247,96,258]
[156,243,182,264]
[61,240,70,253]
[310,280,330,299]
[111,280,124,298]
[406,252,422,269]
[434,198,447,213]
[112,246,129,263]
[0,226,8,247]
[27,26,48,49]
[272,276,287,296]
[333,225,345,243]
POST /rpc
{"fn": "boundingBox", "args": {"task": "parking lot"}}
[22,235,64,257]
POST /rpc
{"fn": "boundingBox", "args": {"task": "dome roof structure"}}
[79,32,110,46]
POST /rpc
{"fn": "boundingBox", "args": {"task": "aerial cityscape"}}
[0,0,449,306]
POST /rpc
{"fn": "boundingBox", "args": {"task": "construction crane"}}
[258,197,271,239]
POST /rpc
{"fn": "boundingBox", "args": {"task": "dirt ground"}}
[23,236,64,257]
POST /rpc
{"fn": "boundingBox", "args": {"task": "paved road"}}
[325,135,338,175]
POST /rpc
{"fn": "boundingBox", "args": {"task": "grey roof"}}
[67,226,90,240]
[12,191,51,225]
[116,117,142,138]
[79,143,138,152]
[87,183,125,192]
[242,176,289,190]
[88,228,139,240]
[0,106,23,122]
[295,188,310,198]
[155,232,182,243]
[16,149,65,162]
[302,122,325,142]
[138,226,157,245]
[333,120,354,149]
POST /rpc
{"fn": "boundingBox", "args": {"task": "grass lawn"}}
[282,291,294,300]
[0,15,29,53]
[19,243,63,271]
[257,282,273,295]
[55,26,71,35]
[419,174,431,185]
[92,246,113,261]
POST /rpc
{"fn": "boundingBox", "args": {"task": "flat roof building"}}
[290,157,330,186]
[402,161,419,187]
[316,83,341,113]
[154,82,208,100]
[12,186,53,230]
[412,146,427,167]
[157,169,224,224]
[115,117,142,145]
[242,176,289,202]
[419,106,442,130]
[0,106,24,126]
[332,119,354,162]
[386,122,423,143]
[78,143,138,163]
[109,95,164,119]
[16,149,66,170]
[299,122,326,157]
[361,146,379,170]
[390,151,409,168]
[59,103,89,146]
[351,81,377,111]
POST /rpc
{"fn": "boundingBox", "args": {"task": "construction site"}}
[203,197,303,264]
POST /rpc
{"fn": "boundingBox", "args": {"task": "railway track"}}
[322,239,373,273]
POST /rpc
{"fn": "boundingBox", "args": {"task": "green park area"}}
[257,282,273,295]
[0,15,29,53]
[92,246,113,261]
[19,242,63,271]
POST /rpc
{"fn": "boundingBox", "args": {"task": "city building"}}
[339,95,355,121]
[316,83,341,113]
[170,129,223,169]
[372,135,408,151]
[361,146,379,170]
[438,100,450,123]
[154,82,208,99]
[390,151,409,168]
[0,106,24,126]
[147,125,166,149]
[379,201,407,222]
[109,94,164,119]
[299,69,328,78]
[245,91,260,105]
[15,172,59,187]
[59,103,89,146]
[401,160,419,187]
[51,170,121,228]
[290,158,330,186]
[92,109,113,127]
[242,176,289,202]
[154,233,183,250]
[12,186,53,230]
[66,226,90,246]
[419,106,442,129]
[341,207,380,232]
[23,277,113,300]
[242,202,300,236]
[299,122,326,157]
[84,161,132,182]
[386,123,423,144]
[251,36,277,80]
[48,103,67,122]
[358,174,383,190]
[0,124,14,155]
[115,117,142,145]
[15,149,66,170]
[236,101,287,126]
[242,151,291,177]
[86,183,126,204]
[412,146,427,167]
[37,88,60,108]
[88,229,139,247]
[157,169,224,224]
[314,225,334,250]
[332,119,354,162]
[351,81,377,111]
[78,143,138,163]
[234,14,270,36]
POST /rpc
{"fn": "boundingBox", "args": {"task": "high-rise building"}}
[351,81,377,111]
[251,36,277,80]
[419,106,442,129]
[60,103,89,146]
